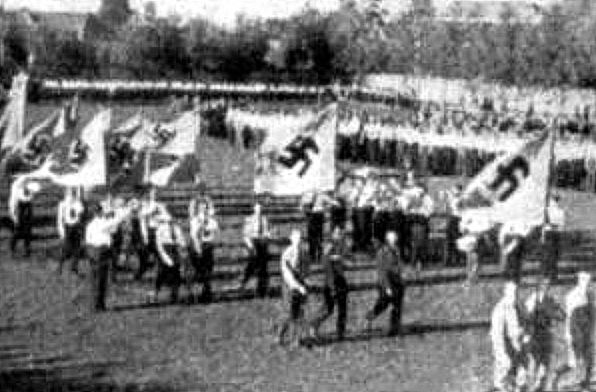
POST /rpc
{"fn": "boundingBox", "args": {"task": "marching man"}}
[9,175,41,257]
[554,272,595,392]
[189,204,219,303]
[239,201,271,298]
[138,188,165,280]
[278,229,310,346]
[152,212,186,304]
[490,281,529,392]
[85,199,132,312]
[57,187,85,274]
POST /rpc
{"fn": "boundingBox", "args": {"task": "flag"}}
[49,109,111,188]
[112,110,144,136]
[0,72,28,151]
[255,103,338,195]
[459,131,553,230]
[129,111,199,155]
[149,156,182,187]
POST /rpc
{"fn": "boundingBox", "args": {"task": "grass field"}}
[1,101,596,392]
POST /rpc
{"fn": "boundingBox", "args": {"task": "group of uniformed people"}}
[491,274,594,392]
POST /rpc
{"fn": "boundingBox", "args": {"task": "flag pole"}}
[542,118,557,234]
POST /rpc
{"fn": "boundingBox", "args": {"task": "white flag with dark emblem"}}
[149,157,182,187]
[156,111,200,156]
[49,109,111,188]
[460,131,553,230]
[255,103,337,195]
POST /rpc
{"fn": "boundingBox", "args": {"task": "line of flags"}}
[0,73,202,193]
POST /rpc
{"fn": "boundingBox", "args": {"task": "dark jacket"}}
[376,244,403,291]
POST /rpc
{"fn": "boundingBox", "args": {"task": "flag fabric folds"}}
[0,72,29,151]
[255,103,338,196]
[459,131,553,231]
[48,109,111,189]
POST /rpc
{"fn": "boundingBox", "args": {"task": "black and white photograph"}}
[1,0,596,391]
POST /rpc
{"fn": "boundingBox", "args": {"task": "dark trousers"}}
[10,222,32,256]
[279,289,308,344]
[190,243,215,300]
[60,225,83,272]
[135,236,159,280]
[330,206,347,231]
[373,211,391,244]
[242,239,269,297]
[88,245,112,312]
[366,282,405,335]
[353,207,374,252]
[409,216,429,268]
[311,279,348,339]
[156,245,181,303]
[541,229,559,281]
[502,242,525,283]
[307,212,324,264]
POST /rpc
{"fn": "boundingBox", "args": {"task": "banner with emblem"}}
[459,131,553,230]
[47,109,111,188]
[255,103,337,195]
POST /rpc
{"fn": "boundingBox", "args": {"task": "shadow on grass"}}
[311,320,490,347]
[0,361,177,392]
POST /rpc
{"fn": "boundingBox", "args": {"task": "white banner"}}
[255,104,337,195]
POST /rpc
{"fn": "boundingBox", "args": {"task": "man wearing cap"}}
[278,230,310,346]
[490,281,529,392]
[189,205,219,303]
[554,272,595,391]
[152,212,186,304]
[57,187,85,274]
[365,231,406,337]
[239,201,271,298]
[9,176,40,257]
[85,200,132,312]
[310,226,350,341]
[525,278,564,392]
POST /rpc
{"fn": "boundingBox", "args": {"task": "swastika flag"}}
[254,103,337,196]
[460,131,553,230]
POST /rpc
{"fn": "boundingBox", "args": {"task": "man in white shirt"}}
[278,230,310,346]
[553,272,595,391]
[490,281,529,392]
[189,209,219,303]
[85,200,132,312]
[57,187,85,274]
[152,212,186,304]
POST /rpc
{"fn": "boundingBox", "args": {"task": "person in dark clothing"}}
[365,231,406,336]
[239,202,271,297]
[57,187,85,274]
[9,178,40,257]
[310,227,350,341]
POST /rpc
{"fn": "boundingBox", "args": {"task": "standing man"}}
[138,189,164,279]
[57,187,85,274]
[310,226,350,341]
[151,213,186,304]
[85,200,132,312]
[301,191,328,265]
[490,281,529,392]
[9,177,40,258]
[541,195,565,282]
[365,231,406,337]
[239,201,271,297]
[188,206,219,303]
[524,278,564,392]
[554,272,595,392]
[278,230,310,346]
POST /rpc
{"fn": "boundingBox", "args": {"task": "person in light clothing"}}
[57,187,85,274]
[278,230,310,346]
[85,200,132,312]
[151,213,186,304]
[553,272,595,391]
[189,208,219,303]
[490,281,529,392]
[499,220,535,283]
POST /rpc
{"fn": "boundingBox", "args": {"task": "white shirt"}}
[156,222,186,266]
[189,216,219,252]
[564,284,594,342]
[281,245,306,293]
[85,211,128,247]
[490,297,524,358]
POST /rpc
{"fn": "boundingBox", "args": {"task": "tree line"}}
[2,1,596,91]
